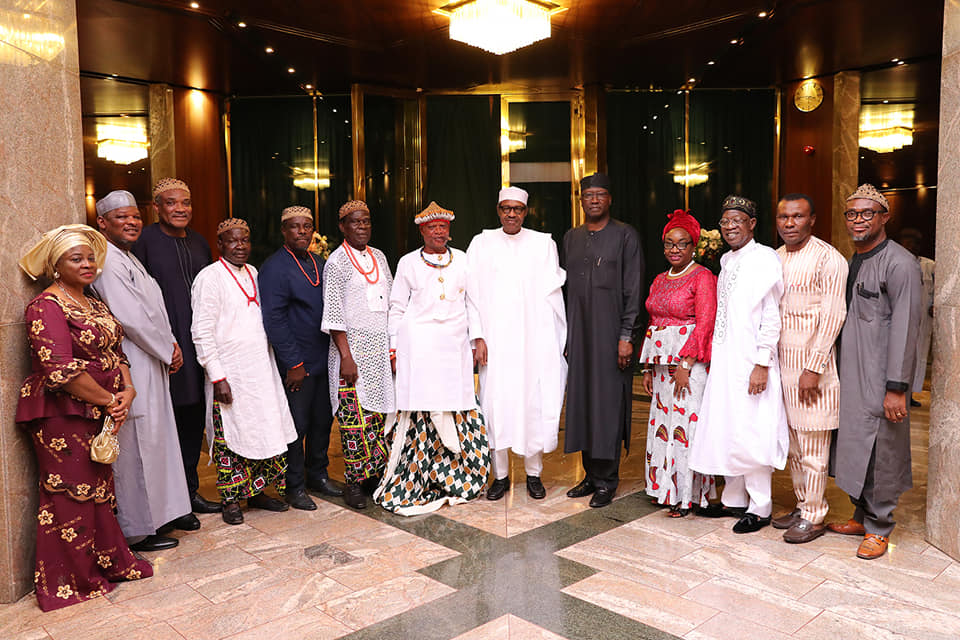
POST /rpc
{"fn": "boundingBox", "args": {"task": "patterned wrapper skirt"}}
[375,408,490,516]
[336,386,388,484]
[29,416,153,611]
[644,362,717,509]
[212,402,287,501]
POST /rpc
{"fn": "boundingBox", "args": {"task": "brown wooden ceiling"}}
[78,0,944,107]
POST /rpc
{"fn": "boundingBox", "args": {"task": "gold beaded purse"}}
[90,415,120,464]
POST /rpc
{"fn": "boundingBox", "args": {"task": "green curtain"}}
[229,95,351,266]
[688,90,777,244]
[424,95,502,252]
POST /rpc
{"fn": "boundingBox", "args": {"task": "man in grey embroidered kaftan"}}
[828,184,923,560]
[562,173,643,508]
[93,190,192,550]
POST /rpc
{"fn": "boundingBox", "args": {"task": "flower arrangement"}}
[309,232,331,259]
[694,228,723,273]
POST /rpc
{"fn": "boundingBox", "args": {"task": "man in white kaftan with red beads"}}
[321,199,395,509]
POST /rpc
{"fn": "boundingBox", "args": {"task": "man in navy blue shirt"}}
[259,206,344,509]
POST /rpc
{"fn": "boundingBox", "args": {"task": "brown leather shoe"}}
[222,501,243,525]
[826,518,866,536]
[857,534,889,559]
[772,509,801,530]
[783,519,826,543]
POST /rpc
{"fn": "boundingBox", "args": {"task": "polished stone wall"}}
[927,0,960,562]
[0,0,85,602]
[831,71,860,259]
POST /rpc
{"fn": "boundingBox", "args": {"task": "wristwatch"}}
[680,360,692,370]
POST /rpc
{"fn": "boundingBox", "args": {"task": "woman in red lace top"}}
[639,210,718,516]
[17,225,152,611]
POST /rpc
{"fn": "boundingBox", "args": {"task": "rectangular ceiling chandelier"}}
[434,0,566,55]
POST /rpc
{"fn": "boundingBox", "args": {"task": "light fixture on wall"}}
[96,122,149,165]
[292,167,330,191]
[670,162,711,187]
[434,0,567,55]
[0,8,65,66]
[860,105,914,153]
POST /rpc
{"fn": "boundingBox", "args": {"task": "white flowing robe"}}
[191,260,297,459]
[390,248,477,412]
[466,228,567,456]
[92,243,190,537]
[913,256,934,392]
[690,239,789,475]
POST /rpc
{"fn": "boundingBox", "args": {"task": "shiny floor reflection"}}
[0,381,955,640]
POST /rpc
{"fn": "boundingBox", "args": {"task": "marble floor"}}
[1,381,955,640]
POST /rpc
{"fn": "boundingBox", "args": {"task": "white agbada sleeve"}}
[465,237,485,341]
[753,283,783,367]
[190,270,227,383]
[388,260,413,351]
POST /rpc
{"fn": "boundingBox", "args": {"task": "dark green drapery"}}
[229,95,351,266]
[424,95,502,252]
[607,89,776,295]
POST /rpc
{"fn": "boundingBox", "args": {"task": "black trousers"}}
[581,451,620,491]
[174,402,206,497]
[284,372,334,491]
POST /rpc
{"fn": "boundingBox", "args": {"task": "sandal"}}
[667,505,689,518]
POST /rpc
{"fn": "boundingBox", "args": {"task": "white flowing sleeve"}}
[190,270,227,383]
[321,255,347,333]
[388,258,412,351]
[755,269,784,367]
[465,236,484,340]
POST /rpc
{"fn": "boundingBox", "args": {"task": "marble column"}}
[831,71,860,259]
[0,0,85,602]
[927,0,960,561]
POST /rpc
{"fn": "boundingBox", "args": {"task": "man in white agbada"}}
[466,186,567,501]
[898,228,934,406]
[689,195,788,534]
[92,190,191,553]
[374,201,491,515]
[191,218,297,525]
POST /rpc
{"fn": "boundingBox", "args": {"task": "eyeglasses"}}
[663,240,693,251]
[498,205,526,214]
[580,191,610,201]
[718,216,750,228]
[844,208,881,221]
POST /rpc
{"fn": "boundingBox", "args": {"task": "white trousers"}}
[491,449,543,480]
[721,467,773,517]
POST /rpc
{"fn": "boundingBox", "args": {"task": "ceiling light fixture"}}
[0,9,65,66]
[891,58,899,62]
[190,2,199,7]
[433,0,567,55]
[897,60,905,65]
[730,38,739,44]
[97,121,150,165]
[758,11,767,17]
[707,60,715,65]
[860,105,914,153]
[304,84,313,89]
[265,46,274,53]
[287,67,295,73]
[238,21,247,28]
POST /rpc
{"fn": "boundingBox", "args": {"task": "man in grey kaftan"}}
[562,173,643,508]
[828,184,923,560]
[93,191,192,551]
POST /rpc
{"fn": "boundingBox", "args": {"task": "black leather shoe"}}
[129,535,179,552]
[566,478,597,498]
[247,492,290,512]
[191,493,223,514]
[697,503,746,519]
[361,476,381,496]
[165,513,201,532]
[589,487,615,508]
[732,512,772,534]
[308,477,344,497]
[486,477,509,501]
[285,488,317,511]
[222,501,243,525]
[910,396,921,407]
[526,476,546,500]
[343,483,367,509]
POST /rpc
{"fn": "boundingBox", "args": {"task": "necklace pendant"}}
[440,294,445,300]
[438,276,444,283]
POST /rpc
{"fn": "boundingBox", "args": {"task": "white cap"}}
[96,190,137,216]
[498,186,529,205]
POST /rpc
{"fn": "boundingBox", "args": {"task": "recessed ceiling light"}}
[707,60,715,65]
[688,77,696,83]
[265,47,274,53]
[332,108,337,113]
[758,11,767,17]
[23,12,31,18]
[883,100,889,104]
[891,58,899,62]
[304,84,313,89]
[344,120,349,124]
[111,73,118,77]
[287,67,295,73]
[730,39,738,44]
[897,60,905,65]
[238,21,247,28]
[190,1,199,7]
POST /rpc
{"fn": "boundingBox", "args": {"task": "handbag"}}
[90,415,119,464]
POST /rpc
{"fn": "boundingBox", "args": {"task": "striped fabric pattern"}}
[777,236,848,431]
[787,427,832,523]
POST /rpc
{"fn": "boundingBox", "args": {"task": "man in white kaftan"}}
[374,202,490,515]
[466,186,567,501]
[191,218,297,524]
[92,190,191,552]
[690,195,788,534]
[322,199,395,510]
